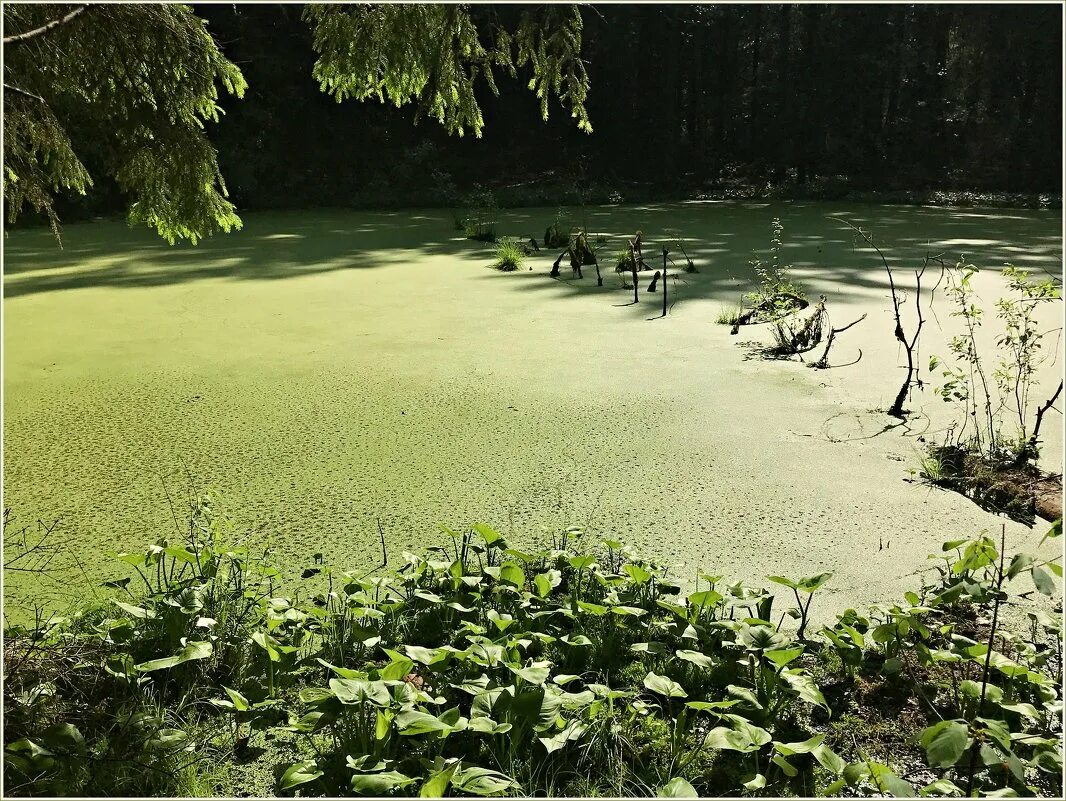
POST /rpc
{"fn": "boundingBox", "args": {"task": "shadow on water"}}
[3,202,1061,306]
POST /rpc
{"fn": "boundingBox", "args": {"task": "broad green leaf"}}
[538,720,586,753]
[704,720,771,752]
[611,605,648,617]
[561,634,593,647]
[394,709,454,736]
[1039,518,1061,545]
[534,573,553,598]
[742,773,766,790]
[765,646,804,669]
[499,562,525,588]
[920,777,964,796]
[643,672,687,698]
[812,743,846,775]
[135,640,212,673]
[350,770,417,794]
[920,720,969,768]
[774,734,823,755]
[114,600,156,619]
[624,563,653,584]
[781,670,829,711]
[1032,565,1055,595]
[40,722,84,753]
[421,760,461,797]
[453,765,518,796]
[675,649,714,669]
[278,762,323,792]
[330,678,392,706]
[771,753,798,777]
[687,589,723,608]
[657,777,698,797]
[473,523,505,546]
[223,686,250,711]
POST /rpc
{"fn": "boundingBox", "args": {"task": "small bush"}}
[493,237,526,271]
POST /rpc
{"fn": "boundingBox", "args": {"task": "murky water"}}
[4,202,1062,617]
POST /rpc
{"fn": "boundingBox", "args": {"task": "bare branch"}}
[3,5,91,46]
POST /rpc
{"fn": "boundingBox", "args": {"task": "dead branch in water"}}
[810,312,868,369]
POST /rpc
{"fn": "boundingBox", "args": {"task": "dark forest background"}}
[62,3,1064,219]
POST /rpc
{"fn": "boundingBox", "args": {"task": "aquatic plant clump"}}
[493,237,526,271]
[3,497,1061,798]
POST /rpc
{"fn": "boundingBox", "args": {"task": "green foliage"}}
[931,263,1061,465]
[493,238,526,272]
[2,3,246,243]
[714,305,743,326]
[3,503,1061,798]
[460,185,498,241]
[303,4,591,139]
[745,218,808,322]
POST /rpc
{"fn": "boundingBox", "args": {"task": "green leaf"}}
[350,770,417,795]
[145,728,188,751]
[538,720,586,753]
[278,761,323,792]
[223,686,250,711]
[774,734,823,756]
[765,646,804,669]
[421,760,461,797]
[812,743,846,775]
[560,633,593,647]
[624,563,653,584]
[453,766,518,796]
[920,720,970,767]
[687,589,723,608]
[330,678,392,707]
[675,649,714,669]
[741,773,766,791]
[135,640,212,672]
[114,600,156,619]
[499,562,525,588]
[473,522,505,546]
[1006,553,1034,580]
[1032,565,1055,595]
[869,763,914,797]
[40,723,84,753]
[394,710,454,736]
[643,671,687,698]
[1039,518,1061,545]
[771,753,798,777]
[611,604,648,617]
[534,573,553,598]
[250,631,281,662]
[704,721,771,752]
[781,670,829,711]
[920,777,964,797]
[511,663,551,686]
[657,777,698,798]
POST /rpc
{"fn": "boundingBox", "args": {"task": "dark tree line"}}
[57,3,1063,221]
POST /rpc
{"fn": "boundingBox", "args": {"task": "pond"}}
[3,201,1062,618]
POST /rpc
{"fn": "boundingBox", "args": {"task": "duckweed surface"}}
[4,203,1062,615]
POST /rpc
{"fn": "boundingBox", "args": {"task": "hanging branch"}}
[4,5,91,45]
